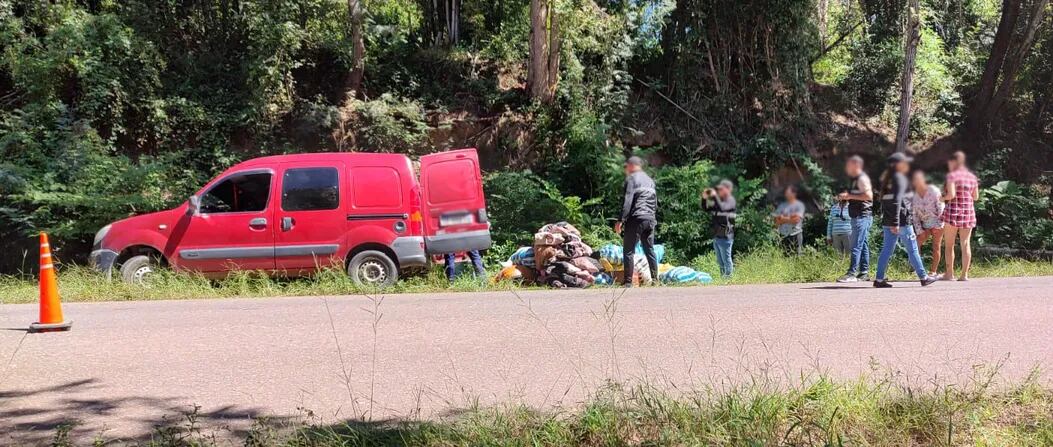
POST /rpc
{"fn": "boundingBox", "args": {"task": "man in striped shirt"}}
[826,200,853,255]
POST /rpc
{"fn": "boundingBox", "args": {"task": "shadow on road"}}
[0,378,297,445]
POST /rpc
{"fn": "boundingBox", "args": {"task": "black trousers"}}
[623,218,659,283]
[781,232,803,257]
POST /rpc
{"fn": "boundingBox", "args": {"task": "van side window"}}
[200,173,272,214]
[282,167,339,211]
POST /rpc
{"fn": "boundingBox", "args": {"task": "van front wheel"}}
[347,250,398,289]
[120,255,159,286]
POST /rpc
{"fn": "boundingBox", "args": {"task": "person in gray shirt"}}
[773,185,806,256]
[614,156,658,286]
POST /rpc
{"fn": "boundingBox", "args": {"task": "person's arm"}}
[972,183,980,200]
[890,175,906,231]
[933,186,946,216]
[620,177,635,222]
[942,180,956,202]
[790,203,804,223]
[826,207,834,239]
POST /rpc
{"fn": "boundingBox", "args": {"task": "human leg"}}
[832,233,851,255]
[942,225,958,280]
[930,229,944,275]
[714,238,733,277]
[898,226,928,280]
[639,220,659,281]
[959,227,974,280]
[444,252,457,281]
[467,250,486,276]
[622,220,640,285]
[874,227,898,282]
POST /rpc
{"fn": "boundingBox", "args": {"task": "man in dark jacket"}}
[703,179,736,278]
[614,156,658,286]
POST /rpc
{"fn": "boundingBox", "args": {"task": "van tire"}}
[120,255,158,286]
[347,250,398,288]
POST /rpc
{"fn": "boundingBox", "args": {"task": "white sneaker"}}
[837,274,859,283]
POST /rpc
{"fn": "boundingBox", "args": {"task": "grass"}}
[1,249,1050,304]
[52,368,1053,446]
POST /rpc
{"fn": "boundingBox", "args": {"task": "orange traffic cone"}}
[29,233,72,333]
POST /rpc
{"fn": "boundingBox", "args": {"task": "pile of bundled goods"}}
[494,222,714,288]
[494,222,604,288]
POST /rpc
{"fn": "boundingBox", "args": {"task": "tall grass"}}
[54,369,1053,446]
[1,250,1050,304]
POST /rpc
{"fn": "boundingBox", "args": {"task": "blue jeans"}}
[875,226,928,281]
[444,250,485,281]
[713,237,734,277]
[846,217,872,276]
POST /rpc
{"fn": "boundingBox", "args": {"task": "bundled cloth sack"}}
[598,243,665,266]
[508,246,535,268]
[660,266,713,284]
[543,261,595,288]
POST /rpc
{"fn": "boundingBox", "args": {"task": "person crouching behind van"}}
[873,153,938,288]
[703,179,736,278]
[444,250,486,283]
[826,199,853,255]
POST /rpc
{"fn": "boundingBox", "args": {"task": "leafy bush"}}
[483,171,607,248]
[652,162,771,263]
[347,94,431,152]
[976,181,1053,250]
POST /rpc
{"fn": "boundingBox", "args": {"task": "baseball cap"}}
[887,152,914,163]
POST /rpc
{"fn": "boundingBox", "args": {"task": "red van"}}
[89,149,491,287]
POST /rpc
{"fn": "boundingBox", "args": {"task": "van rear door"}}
[418,148,492,255]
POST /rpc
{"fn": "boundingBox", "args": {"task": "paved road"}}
[2,277,1053,443]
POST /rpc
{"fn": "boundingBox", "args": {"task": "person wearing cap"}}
[836,155,874,283]
[703,179,736,277]
[614,156,659,286]
[873,152,938,288]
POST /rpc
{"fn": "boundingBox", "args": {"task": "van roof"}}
[232,152,411,169]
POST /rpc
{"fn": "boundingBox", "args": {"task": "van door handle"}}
[249,217,267,228]
[281,217,295,231]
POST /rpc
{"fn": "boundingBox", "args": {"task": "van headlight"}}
[93,224,112,249]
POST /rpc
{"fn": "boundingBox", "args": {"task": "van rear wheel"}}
[120,255,159,286]
[347,250,398,289]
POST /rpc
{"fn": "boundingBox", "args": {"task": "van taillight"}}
[409,186,424,235]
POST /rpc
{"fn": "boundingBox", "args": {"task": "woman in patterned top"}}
[941,151,980,281]
[911,170,944,276]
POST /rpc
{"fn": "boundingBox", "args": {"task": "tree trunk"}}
[895,0,921,153]
[966,0,1050,135]
[528,0,558,103]
[969,0,1020,127]
[981,0,1049,120]
[346,0,366,95]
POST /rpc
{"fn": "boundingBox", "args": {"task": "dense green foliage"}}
[1,0,1050,272]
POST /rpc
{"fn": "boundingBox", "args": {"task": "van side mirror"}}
[187,195,201,215]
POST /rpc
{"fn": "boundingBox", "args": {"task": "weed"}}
[0,251,1049,304]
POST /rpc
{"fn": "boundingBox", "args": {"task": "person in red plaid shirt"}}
[941,151,980,281]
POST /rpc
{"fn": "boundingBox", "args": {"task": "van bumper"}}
[90,249,119,279]
[392,236,428,268]
[424,229,492,255]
